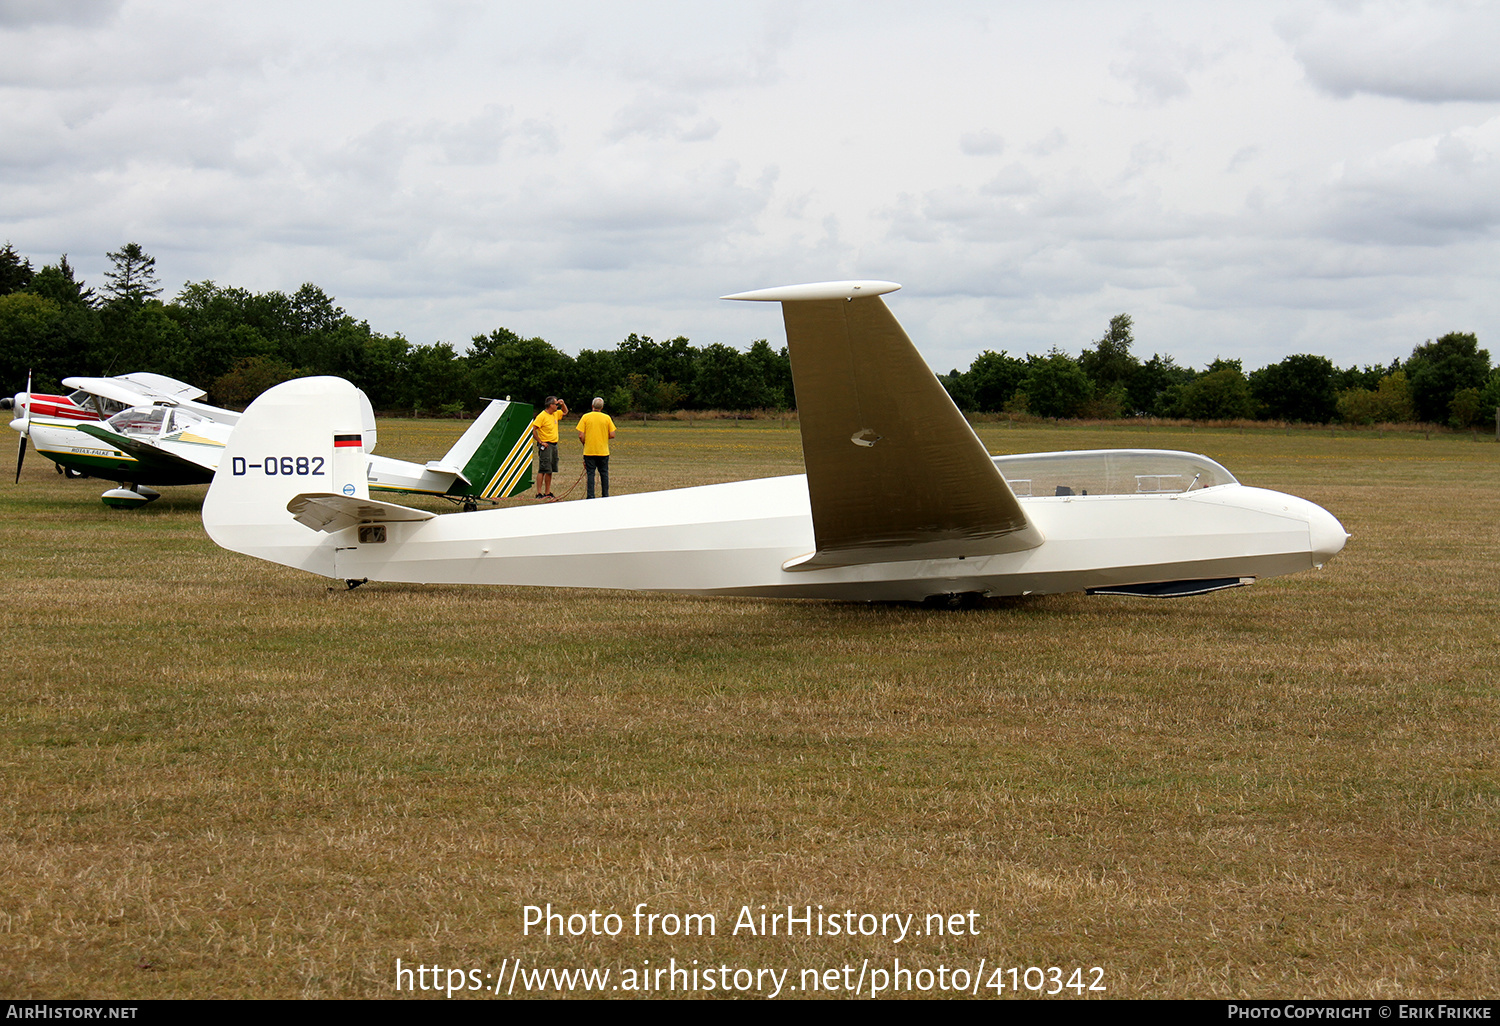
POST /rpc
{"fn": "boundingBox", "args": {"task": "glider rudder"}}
[202,376,371,577]
[446,399,536,500]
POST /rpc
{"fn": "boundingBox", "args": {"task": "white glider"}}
[202,281,1348,601]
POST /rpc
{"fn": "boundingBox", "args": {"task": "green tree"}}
[402,342,472,413]
[964,349,1027,412]
[938,369,973,410]
[470,328,573,407]
[615,333,696,407]
[1169,359,1255,420]
[1079,385,1129,420]
[0,292,65,390]
[1249,353,1337,423]
[5,255,101,382]
[212,356,300,406]
[0,243,36,296]
[1336,370,1415,425]
[1334,361,1396,393]
[28,256,95,308]
[745,339,792,409]
[1130,353,1195,416]
[356,333,412,409]
[289,283,344,335]
[97,299,186,376]
[693,342,767,409]
[1021,350,1094,419]
[1078,313,1140,399]
[102,243,161,305]
[164,282,285,385]
[571,349,625,406]
[1405,332,1491,424]
[1478,370,1500,424]
[1448,388,1484,429]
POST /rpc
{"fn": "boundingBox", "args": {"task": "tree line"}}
[3,243,1496,428]
[939,313,1498,430]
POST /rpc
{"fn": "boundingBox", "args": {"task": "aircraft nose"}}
[1308,504,1349,565]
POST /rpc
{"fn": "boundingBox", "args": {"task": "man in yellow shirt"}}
[530,396,568,499]
[575,396,617,499]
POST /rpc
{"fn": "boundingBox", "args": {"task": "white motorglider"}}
[10,371,537,509]
[203,281,1348,602]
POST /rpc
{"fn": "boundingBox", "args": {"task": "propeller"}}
[14,370,30,484]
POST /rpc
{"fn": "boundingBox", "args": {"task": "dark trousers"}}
[584,454,609,498]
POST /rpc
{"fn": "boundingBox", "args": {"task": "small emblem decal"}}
[342,483,356,495]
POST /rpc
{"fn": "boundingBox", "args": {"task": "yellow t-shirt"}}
[530,409,563,444]
[577,411,616,456]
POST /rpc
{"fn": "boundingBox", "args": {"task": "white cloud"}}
[3,1,1499,374]
[1317,118,1500,244]
[1285,1,1500,103]
[0,0,121,29]
[607,92,720,143]
[960,132,1005,156]
[1110,18,1204,105]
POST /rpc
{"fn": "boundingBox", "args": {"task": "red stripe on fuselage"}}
[26,395,98,421]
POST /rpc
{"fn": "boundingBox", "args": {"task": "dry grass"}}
[0,422,1495,999]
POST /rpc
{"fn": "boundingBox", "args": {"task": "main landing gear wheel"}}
[101,485,161,509]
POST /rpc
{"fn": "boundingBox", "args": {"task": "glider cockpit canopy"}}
[992,450,1238,498]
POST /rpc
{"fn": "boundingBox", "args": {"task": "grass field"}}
[1,420,1496,999]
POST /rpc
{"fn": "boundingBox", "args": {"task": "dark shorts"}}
[535,441,558,474]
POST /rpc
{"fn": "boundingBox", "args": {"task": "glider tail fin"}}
[202,376,374,577]
[447,398,535,500]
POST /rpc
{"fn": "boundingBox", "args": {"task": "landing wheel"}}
[100,485,160,509]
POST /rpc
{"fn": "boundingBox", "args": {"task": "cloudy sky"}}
[3,0,1499,374]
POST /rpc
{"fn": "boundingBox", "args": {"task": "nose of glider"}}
[1308,504,1349,565]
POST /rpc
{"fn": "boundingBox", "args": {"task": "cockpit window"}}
[992,450,1238,497]
[106,407,167,436]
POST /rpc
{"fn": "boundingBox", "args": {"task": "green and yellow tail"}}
[446,399,535,500]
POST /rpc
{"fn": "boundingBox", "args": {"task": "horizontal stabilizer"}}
[424,461,469,484]
[287,493,437,533]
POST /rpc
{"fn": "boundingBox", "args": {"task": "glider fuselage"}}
[213,451,1345,602]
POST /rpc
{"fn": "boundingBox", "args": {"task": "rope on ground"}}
[548,469,586,501]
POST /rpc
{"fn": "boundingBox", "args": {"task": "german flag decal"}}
[333,434,362,448]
